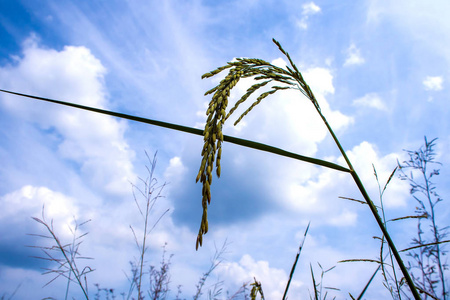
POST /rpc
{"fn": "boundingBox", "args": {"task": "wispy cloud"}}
[344,43,365,66]
[352,93,388,111]
[297,2,321,30]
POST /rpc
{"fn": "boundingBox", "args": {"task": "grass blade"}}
[0,89,350,174]
[282,222,310,300]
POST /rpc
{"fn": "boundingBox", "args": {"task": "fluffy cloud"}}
[423,76,443,91]
[0,185,80,239]
[0,36,136,197]
[218,254,302,299]
[280,141,409,223]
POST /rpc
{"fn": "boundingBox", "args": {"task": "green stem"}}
[313,104,421,300]
[0,89,350,173]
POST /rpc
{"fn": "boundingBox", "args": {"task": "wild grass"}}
[0,284,21,300]
[398,137,449,299]
[339,139,449,299]
[309,263,338,300]
[28,209,93,299]
[27,153,246,300]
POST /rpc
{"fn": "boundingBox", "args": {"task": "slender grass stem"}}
[310,101,420,299]
[349,171,419,299]
[0,89,349,173]
[34,217,89,299]
[422,164,446,298]
[357,263,381,300]
[282,222,310,300]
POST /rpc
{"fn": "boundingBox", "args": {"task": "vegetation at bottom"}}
[0,137,444,300]
[0,39,448,299]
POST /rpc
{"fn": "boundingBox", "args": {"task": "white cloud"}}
[366,0,450,69]
[218,254,302,299]
[303,2,321,15]
[279,141,409,224]
[328,209,357,226]
[304,67,335,95]
[341,141,409,208]
[297,2,321,30]
[352,93,388,111]
[0,186,79,237]
[0,36,136,197]
[164,156,187,182]
[423,76,443,91]
[344,43,365,66]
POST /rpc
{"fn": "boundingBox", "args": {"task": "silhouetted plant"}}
[193,241,228,300]
[398,137,449,300]
[28,208,93,300]
[128,152,169,300]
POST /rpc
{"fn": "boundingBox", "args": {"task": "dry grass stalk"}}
[398,137,449,300]
[129,151,168,300]
[28,207,93,299]
[193,240,228,300]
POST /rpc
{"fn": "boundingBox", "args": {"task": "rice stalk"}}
[198,39,420,299]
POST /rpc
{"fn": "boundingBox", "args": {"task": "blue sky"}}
[0,0,449,299]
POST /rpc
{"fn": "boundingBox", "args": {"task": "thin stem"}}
[0,89,350,174]
[422,154,446,299]
[376,167,402,299]
[283,222,310,300]
[309,100,421,299]
[40,220,89,299]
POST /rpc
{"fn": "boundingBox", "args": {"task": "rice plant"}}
[249,278,265,300]
[197,38,421,299]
